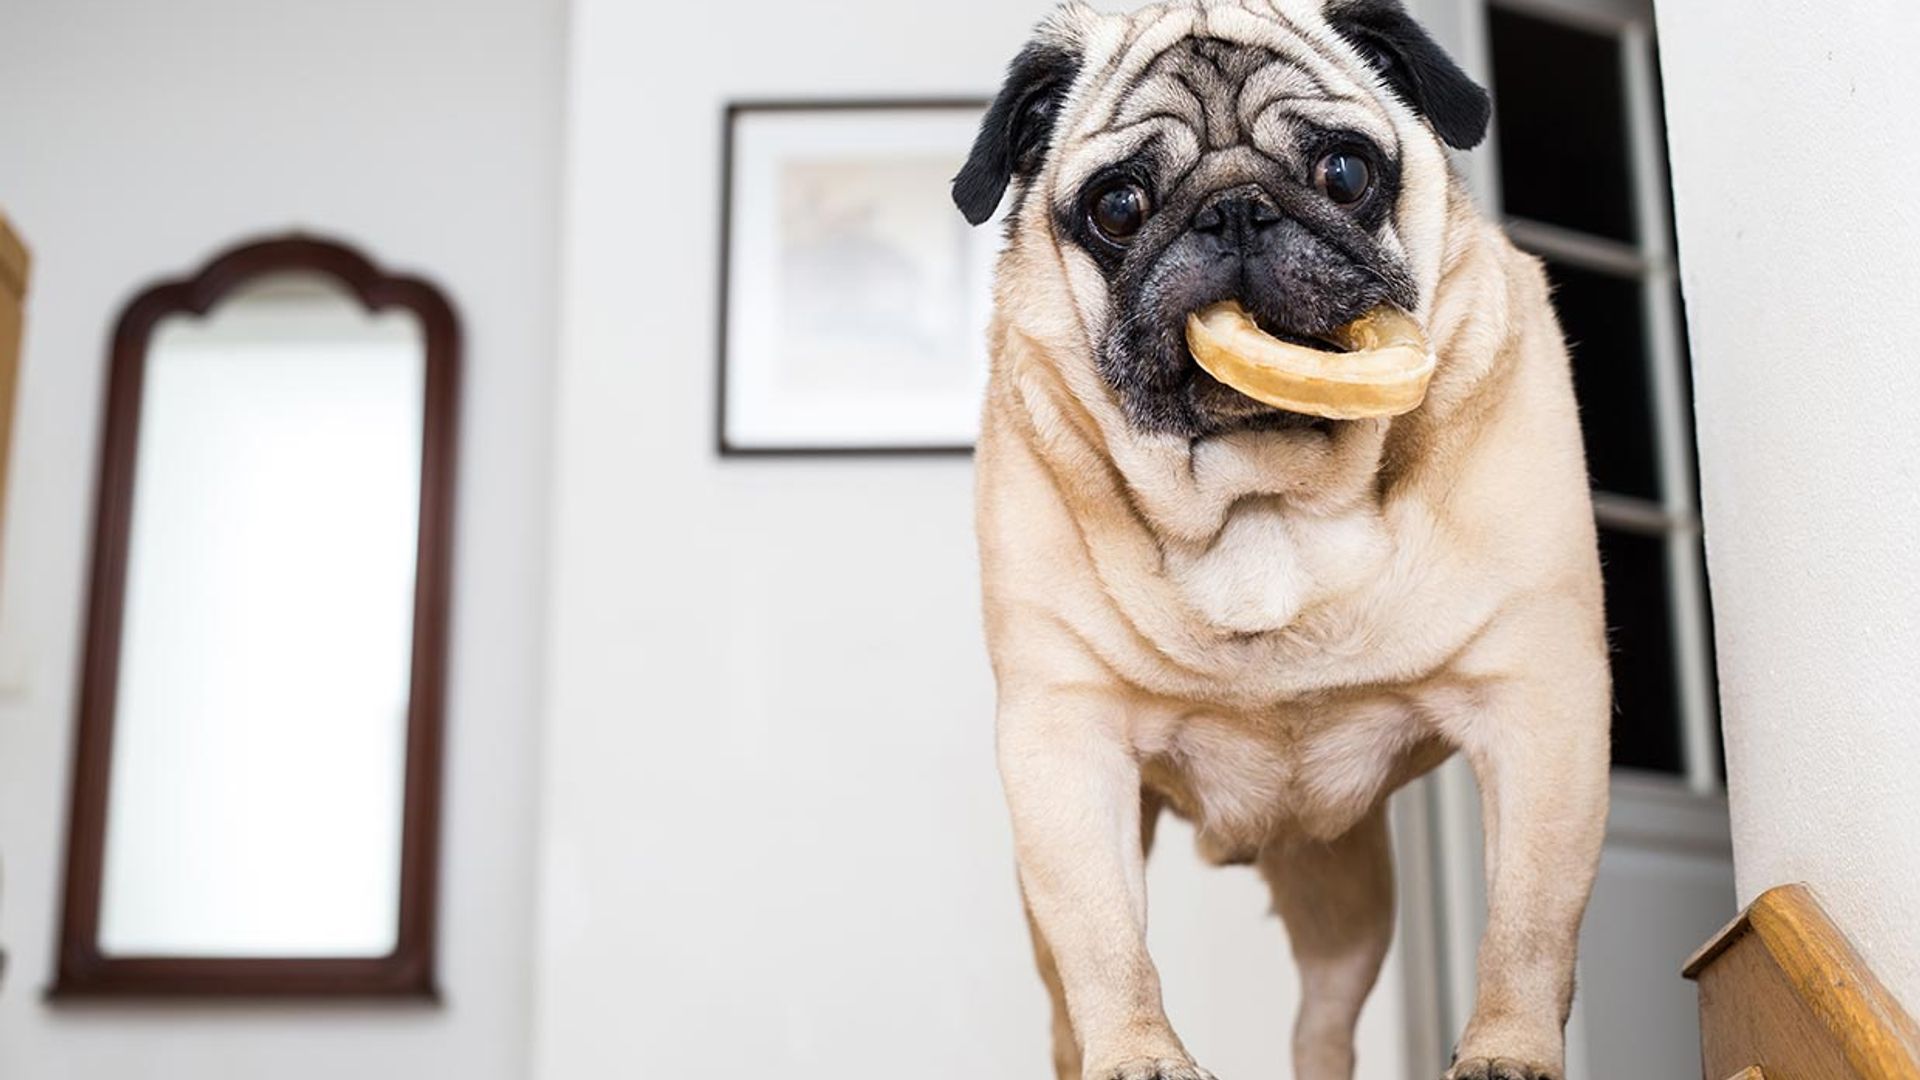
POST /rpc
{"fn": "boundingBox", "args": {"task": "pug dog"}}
[953,2,1610,1079]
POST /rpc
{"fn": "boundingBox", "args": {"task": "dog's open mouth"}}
[1184,300,1435,421]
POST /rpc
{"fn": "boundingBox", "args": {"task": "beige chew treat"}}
[1184,300,1435,420]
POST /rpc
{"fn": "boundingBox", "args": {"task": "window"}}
[1486,0,1719,787]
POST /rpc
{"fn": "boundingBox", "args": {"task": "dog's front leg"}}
[1000,687,1206,1080]
[1447,664,1610,1080]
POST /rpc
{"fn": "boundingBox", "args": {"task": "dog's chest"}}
[1141,500,1467,855]
[1163,498,1395,637]
[1143,692,1450,860]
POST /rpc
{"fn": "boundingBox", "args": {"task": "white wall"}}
[1654,0,1920,1007]
[0,0,562,1076]
[533,2,1413,1077]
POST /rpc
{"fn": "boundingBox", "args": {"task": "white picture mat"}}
[722,106,1001,450]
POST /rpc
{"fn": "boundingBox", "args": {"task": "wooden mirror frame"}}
[52,235,459,998]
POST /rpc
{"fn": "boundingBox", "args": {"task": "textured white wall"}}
[1654,0,1920,1007]
[532,1,1416,1077]
[0,0,562,1075]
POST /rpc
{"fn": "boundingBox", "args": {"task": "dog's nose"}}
[1192,196,1283,236]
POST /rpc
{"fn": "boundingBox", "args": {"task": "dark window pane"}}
[1489,6,1637,242]
[1547,261,1660,499]
[1696,540,1725,781]
[1675,284,1702,491]
[1599,529,1682,774]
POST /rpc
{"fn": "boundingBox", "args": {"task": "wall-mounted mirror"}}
[54,235,458,997]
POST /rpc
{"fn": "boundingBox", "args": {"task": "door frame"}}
[1401,0,1734,1072]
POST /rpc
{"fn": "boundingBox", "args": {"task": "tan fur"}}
[976,4,1611,1079]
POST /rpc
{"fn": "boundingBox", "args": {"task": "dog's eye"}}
[1088,180,1151,242]
[1314,150,1374,207]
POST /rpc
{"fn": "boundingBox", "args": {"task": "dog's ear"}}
[1326,0,1491,150]
[953,36,1083,226]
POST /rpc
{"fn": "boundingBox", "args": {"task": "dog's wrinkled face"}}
[955,0,1489,438]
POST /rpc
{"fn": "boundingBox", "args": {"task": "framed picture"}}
[717,100,997,455]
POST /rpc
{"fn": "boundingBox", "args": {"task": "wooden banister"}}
[1685,883,1920,1079]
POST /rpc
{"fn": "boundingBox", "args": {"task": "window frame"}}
[1483,0,1721,793]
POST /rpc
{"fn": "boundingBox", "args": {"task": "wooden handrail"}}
[1686,883,1920,1078]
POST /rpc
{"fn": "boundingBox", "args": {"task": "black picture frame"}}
[715,98,991,458]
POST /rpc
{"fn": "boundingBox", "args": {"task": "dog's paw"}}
[1443,1058,1559,1080]
[1101,1058,1217,1080]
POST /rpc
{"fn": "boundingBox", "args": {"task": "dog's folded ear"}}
[1326,0,1491,150]
[953,33,1083,226]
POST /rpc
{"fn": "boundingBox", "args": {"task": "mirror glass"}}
[96,272,425,958]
